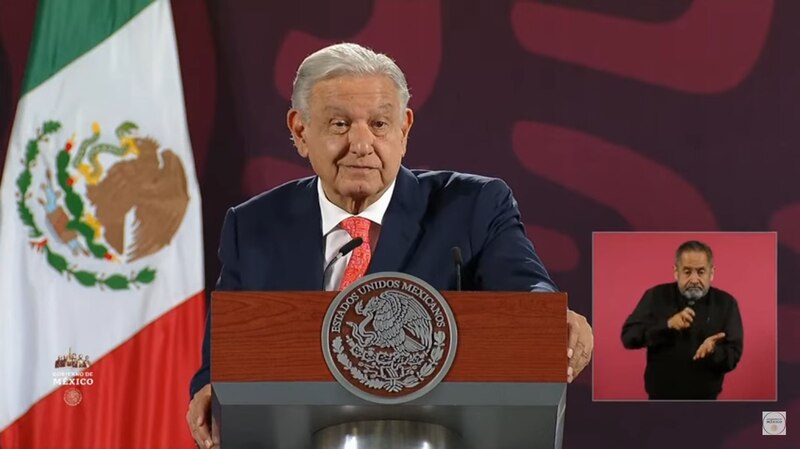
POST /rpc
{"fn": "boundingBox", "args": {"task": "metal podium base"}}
[312,420,461,449]
[213,381,566,448]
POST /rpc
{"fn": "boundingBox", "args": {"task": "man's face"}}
[288,74,413,212]
[674,250,714,300]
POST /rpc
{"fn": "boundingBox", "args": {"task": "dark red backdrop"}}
[1,0,798,447]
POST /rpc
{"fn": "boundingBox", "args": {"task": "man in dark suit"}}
[187,42,593,448]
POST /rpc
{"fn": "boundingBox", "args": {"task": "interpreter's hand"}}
[667,307,695,330]
[567,309,593,383]
[187,384,214,448]
[693,332,726,360]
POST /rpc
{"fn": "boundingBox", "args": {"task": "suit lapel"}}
[369,167,425,273]
[287,177,324,290]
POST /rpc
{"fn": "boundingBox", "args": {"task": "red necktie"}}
[338,217,372,290]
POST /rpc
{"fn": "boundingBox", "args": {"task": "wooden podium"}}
[211,291,568,448]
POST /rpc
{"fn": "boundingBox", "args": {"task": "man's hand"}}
[667,307,695,330]
[186,384,214,448]
[567,309,593,383]
[693,332,726,360]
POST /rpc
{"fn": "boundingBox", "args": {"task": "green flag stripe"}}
[22,0,155,94]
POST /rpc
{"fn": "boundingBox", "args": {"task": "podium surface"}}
[212,291,568,449]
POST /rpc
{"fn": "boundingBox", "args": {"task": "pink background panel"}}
[592,232,777,401]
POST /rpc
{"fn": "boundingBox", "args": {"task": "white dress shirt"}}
[319,179,396,291]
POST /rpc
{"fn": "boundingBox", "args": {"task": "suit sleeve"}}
[189,208,241,398]
[469,179,557,292]
[707,297,744,372]
[621,288,676,349]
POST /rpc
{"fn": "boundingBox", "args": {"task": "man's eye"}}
[330,121,349,133]
[373,120,388,129]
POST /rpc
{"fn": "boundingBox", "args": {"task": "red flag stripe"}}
[0,291,205,449]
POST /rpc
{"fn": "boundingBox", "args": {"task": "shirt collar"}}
[318,178,396,236]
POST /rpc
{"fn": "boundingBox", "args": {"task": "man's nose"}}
[348,122,374,155]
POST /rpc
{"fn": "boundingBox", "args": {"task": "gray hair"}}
[291,43,411,121]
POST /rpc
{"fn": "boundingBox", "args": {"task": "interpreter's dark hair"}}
[675,240,713,265]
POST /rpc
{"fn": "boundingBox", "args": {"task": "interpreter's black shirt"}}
[621,283,744,400]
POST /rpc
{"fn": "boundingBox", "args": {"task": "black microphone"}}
[322,237,364,290]
[451,246,463,291]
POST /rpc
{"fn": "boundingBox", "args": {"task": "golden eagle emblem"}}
[15,120,190,290]
[85,135,189,261]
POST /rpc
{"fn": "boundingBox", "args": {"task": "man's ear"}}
[287,109,309,158]
[400,108,414,157]
[709,265,715,282]
[673,264,679,281]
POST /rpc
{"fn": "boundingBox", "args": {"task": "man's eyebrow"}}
[321,103,396,114]
[322,106,348,114]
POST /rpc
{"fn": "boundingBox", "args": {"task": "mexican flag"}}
[0,1,205,447]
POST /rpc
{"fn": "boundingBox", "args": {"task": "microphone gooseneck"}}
[338,237,364,258]
[322,237,364,290]
[451,246,463,291]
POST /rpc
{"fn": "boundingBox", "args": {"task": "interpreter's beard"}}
[680,284,707,300]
